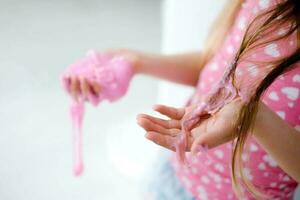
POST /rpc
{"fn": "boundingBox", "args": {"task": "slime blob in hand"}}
[61,50,134,176]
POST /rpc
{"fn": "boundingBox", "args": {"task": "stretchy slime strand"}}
[70,98,84,176]
[62,50,134,176]
[175,57,247,164]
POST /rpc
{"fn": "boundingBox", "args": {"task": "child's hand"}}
[137,105,197,151]
[137,98,243,154]
[65,49,139,102]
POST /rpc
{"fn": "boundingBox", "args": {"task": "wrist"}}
[130,50,143,75]
[105,48,142,75]
[128,50,154,75]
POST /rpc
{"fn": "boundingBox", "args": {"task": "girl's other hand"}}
[136,104,194,151]
[137,98,243,154]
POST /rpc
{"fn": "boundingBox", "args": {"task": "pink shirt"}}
[172,0,300,199]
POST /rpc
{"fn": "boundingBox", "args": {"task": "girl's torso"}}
[172,0,300,199]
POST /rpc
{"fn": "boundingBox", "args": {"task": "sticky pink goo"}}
[61,50,134,176]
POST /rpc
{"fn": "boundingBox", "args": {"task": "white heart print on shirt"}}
[238,16,246,30]
[268,91,279,101]
[209,62,219,71]
[259,0,269,9]
[281,87,299,100]
[214,150,224,159]
[258,162,266,170]
[292,74,300,83]
[288,102,294,108]
[263,154,278,167]
[250,143,258,152]
[243,168,253,180]
[264,43,280,57]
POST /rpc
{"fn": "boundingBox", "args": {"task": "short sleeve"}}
[262,62,300,130]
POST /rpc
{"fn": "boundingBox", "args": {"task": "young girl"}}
[66,0,300,199]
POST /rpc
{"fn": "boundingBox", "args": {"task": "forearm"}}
[253,101,300,181]
[134,51,208,86]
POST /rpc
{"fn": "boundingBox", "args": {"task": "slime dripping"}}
[70,98,85,176]
[62,50,134,176]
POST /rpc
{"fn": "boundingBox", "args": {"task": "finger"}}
[90,81,101,96]
[64,76,72,92]
[137,117,179,137]
[79,77,90,101]
[137,114,181,129]
[153,104,185,120]
[71,77,80,101]
[145,131,176,151]
[190,119,234,155]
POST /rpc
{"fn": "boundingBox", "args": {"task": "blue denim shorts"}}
[141,150,196,200]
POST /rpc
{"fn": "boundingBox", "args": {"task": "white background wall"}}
[0,1,161,200]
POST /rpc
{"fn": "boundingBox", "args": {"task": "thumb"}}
[190,130,210,156]
[190,120,233,155]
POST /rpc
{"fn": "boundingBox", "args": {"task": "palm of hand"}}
[137,98,243,154]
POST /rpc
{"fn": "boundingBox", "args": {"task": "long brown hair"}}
[204,0,300,199]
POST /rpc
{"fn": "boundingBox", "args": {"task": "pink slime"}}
[175,57,249,164]
[62,50,134,176]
